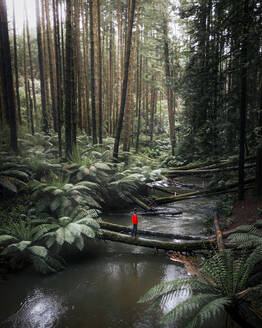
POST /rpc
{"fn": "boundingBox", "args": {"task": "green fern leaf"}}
[28,246,48,258]
[0,177,17,193]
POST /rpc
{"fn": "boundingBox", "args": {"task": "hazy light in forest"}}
[6,0,37,35]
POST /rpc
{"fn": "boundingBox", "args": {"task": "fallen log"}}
[137,210,183,216]
[154,178,255,205]
[100,229,215,251]
[164,163,255,177]
[128,195,151,211]
[100,221,203,240]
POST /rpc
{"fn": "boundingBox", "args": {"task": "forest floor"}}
[222,191,262,232]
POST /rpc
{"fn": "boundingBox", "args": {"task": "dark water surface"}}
[0,181,217,328]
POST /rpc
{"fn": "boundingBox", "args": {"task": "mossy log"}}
[100,229,215,251]
[164,163,255,177]
[100,221,203,240]
[154,178,255,205]
[128,195,151,211]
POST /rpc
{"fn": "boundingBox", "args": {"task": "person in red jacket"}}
[131,208,138,238]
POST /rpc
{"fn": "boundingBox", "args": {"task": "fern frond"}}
[138,278,193,304]
[160,294,218,324]
[184,296,230,328]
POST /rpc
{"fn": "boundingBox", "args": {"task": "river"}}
[0,180,217,328]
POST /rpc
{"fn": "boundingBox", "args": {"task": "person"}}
[131,208,138,238]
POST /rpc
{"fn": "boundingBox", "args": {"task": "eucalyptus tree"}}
[113,0,137,159]
[12,0,21,125]
[0,0,18,153]
[35,0,49,133]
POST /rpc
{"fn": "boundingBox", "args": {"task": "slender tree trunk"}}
[238,0,249,200]
[116,0,122,130]
[92,0,102,144]
[81,0,91,135]
[25,2,37,122]
[65,0,74,158]
[135,52,142,153]
[0,0,18,152]
[89,0,97,144]
[113,0,136,159]
[27,80,34,135]
[45,0,57,131]
[123,6,140,151]
[41,0,50,125]
[12,0,21,125]
[53,0,62,157]
[74,0,83,132]
[35,0,48,133]
[23,24,30,131]
[163,18,175,156]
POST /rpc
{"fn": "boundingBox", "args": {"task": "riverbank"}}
[222,192,262,232]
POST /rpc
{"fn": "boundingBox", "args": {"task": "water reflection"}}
[3,289,66,328]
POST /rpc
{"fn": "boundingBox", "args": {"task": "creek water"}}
[0,179,217,328]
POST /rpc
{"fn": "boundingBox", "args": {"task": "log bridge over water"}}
[100,221,218,252]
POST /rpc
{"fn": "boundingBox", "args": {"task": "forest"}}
[0,0,262,327]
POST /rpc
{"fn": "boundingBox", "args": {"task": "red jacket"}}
[132,214,138,224]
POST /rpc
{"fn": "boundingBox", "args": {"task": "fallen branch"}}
[100,229,215,251]
[100,221,203,240]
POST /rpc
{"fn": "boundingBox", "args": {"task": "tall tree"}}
[89,0,97,144]
[45,0,57,131]
[163,17,175,156]
[35,0,49,133]
[113,0,136,159]
[0,0,17,152]
[52,0,63,156]
[65,0,75,158]
[12,0,21,125]
[238,0,249,201]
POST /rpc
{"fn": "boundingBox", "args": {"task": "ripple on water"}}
[2,288,67,328]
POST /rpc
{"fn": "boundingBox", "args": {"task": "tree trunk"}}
[23,24,30,131]
[12,0,21,125]
[100,221,203,241]
[116,0,123,131]
[0,0,18,153]
[256,146,262,196]
[100,229,214,252]
[89,0,97,144]
[53,0,62,157]
[113,0,136,159]
[41,0,50,126]
[163,18,175,156]
[45,0,57,131]
[65,0,74,158]
[81,0,91,135]
[238,0,249,200]
[35,0,49,133]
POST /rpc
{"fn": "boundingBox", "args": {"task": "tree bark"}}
[12,0,21,125]
[89,0,97,144]
[238,0,249,200]
[163,18,175,156]
[100,229,214,252]
[35,0,49,133]
[45,0,57,131]
[113,0,136,159]
[100,221,204,241]
[0,0,18,152]
[52,0,62,157]
[65,0,74,158]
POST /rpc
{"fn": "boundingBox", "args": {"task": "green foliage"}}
[0,217,64,273]
[41,207,101,251]
[139,250,262,327]
[0,158,30,195]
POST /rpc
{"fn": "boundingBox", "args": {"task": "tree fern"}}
[139,250,262,328]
